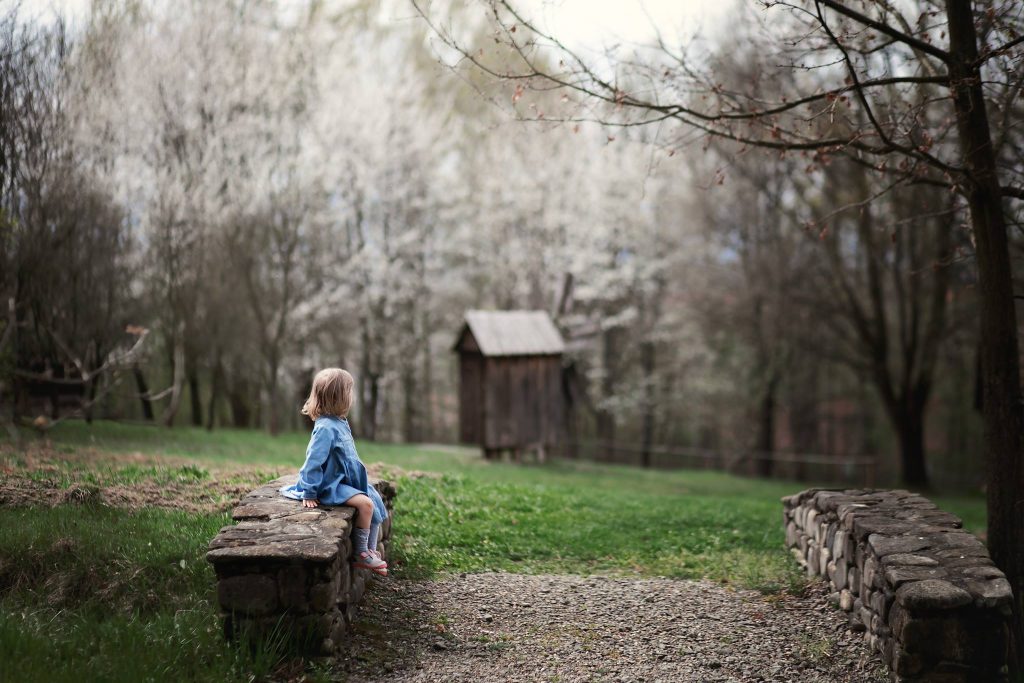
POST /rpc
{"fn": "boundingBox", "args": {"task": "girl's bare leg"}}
[343,493,373,529]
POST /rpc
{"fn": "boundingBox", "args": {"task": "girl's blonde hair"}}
[301,368,355,419]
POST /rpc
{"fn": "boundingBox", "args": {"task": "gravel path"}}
[331,573,887,683]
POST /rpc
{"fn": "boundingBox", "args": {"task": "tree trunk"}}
[228,380,251,429]
[188,367,202,427]
[10,282,25,422]
[595,410,616,461]
[206,353,222,430]
[946,1,1024,672]
[973,340,984,414]
[132,364,154,421]
[562,362,581,459]
[756,373,778,478]
[420,310,433,442]
[83,374,98,424]
[48,362,60,420]
[881,387,930,488]
[82,343,99,423]
[790,363,819,482]
[640,339,656,468]
[894,404,928,489]
[359,322,380,442]
[362,373,379,441]
[401,352,417,443]
[161,323,186,427]
[266,359,280,436]
[597,327,620,461]
[297,367,314,431]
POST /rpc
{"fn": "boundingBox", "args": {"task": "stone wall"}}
[783,488,1011,682]
[206,474,396,656]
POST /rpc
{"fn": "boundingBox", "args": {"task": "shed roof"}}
[456,310,565,357]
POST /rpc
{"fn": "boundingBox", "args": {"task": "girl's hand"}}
[303,498,320,508]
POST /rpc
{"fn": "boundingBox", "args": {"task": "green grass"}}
[33,420,988,534]
[33,419,481,472]
[9,420,989,579]
[931,494,987,536]
[0,419,990,680]
[393,472,805,591]
[0,504,330,682]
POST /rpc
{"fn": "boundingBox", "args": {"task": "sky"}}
[518,0,739,46]
[18,0,740,45]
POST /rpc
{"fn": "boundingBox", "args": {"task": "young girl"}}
[279,368,389,576]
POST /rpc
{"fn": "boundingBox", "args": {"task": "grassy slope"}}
[0,504,323,682]
[41,419,988,538]
[0,420,988,681]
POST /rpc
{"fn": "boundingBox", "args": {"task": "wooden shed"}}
[453,310,566,459]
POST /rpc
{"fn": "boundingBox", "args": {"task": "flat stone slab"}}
[207,538,342,563]
[882,554,940,568]
[206,474,396,656]
[896,579,973,611]
[208,475,365,565]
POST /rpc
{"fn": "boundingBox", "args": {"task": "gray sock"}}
[353,527,369,555]
[368,523,380,553]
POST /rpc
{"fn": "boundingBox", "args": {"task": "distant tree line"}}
[0,0,1001,496]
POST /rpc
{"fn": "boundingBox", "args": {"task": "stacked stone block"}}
[783,488,1011,682]
[206,474,396,656]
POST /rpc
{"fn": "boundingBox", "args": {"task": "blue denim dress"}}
[279,415,388,524]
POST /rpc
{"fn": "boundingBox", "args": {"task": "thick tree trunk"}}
[946,1,1024,672]
[882,387,930,488]
[228,382,251,428]
[973,341,984,414]
[756,374,778,479]
[132,364,154,421]
[895,406,928,489]
[188,367,202,427]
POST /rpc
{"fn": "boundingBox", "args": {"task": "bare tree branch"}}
[1002,184,1024,201]
[811,0,952,63]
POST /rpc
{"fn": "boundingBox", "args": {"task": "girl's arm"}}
[295,425,333,500]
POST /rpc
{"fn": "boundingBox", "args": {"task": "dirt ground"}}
[0,441,413,514]
[330,573,887,683]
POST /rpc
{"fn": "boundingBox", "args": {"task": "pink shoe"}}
[354,550,388,576]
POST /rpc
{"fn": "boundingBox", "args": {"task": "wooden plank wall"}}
[458,353,484,444]
[482,358,509,447]
[481,355,565,450]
